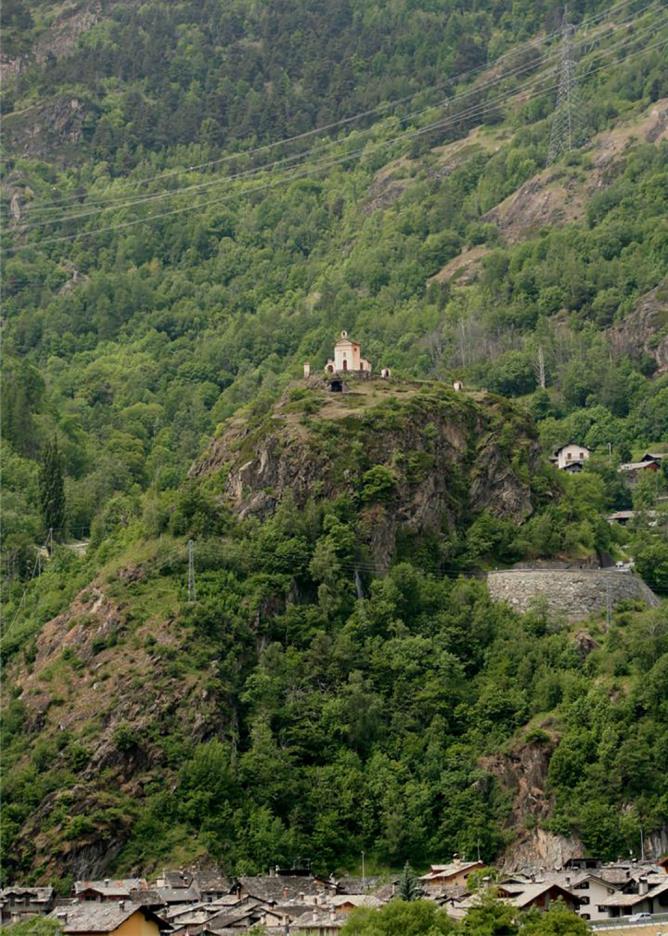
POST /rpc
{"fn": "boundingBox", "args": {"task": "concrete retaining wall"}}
[486,569,659,620]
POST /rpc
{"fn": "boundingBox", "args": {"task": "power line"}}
[3,23,666,259]
[6,0,655,227]
[7,0,638,219]
[14,37,571,232]
[4,3,663,243]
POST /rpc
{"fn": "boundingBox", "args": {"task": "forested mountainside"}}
[1,0,668,886]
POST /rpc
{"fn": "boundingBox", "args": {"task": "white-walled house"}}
[550,443,591,472]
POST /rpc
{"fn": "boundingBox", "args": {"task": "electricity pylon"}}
[547,8,583,164]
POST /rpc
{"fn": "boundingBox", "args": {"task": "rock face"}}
[193,380,541,565]
[609,279,668,375]
[4,576,224,879]
[487,569,659,620]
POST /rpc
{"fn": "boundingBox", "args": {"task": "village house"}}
[496,880,579,913]
[52,902,167,936]
[619,457,661,484]
[291,907,344,934]
[152,870,200,905]
[419,859,485,893]
[329,895,383,914]
[597,878,668,918]
[74,882,148,903]
[0,886,55,924]
[550,443,591,472]
[547,871,623,922]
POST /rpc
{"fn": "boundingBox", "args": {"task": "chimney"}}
[105,880,110,887]
[639,878,649,895]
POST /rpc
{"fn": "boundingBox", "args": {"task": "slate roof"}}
[419,861,483,883]
[1,887,54,902]
[497,881,576,908]
[238,876,325,903]
[335,877,384,894]
[74,880,147,899]
[155,885,200,904]
[599,880,668,907]
[620,461,660,471]
[291,909,344,930]
[52,902,166,933]
[330,895,383,909]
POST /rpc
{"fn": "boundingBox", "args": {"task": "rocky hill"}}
[2,0,667,889]
[192,379,540,564]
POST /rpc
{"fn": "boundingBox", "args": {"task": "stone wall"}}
[486,569,659,620]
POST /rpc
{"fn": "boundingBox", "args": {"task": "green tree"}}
[397,862,423,901]
[460,895,518,935]
[634,540,668,594]
[38,437,66,539]
[342,899,455,935]
[521,903,590,935]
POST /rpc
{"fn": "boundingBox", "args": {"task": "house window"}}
[597,907,607,913]
[581,914,590,920]
[575,882,590,890]
[579,897,590,905]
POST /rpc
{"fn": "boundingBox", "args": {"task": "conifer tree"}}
[397,861,422,902]
[39,437,65,540]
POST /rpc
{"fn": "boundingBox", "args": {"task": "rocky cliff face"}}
[3,569,224,879]
[193,379,542,565]
[609,279,668,375]
[481,734,585,872]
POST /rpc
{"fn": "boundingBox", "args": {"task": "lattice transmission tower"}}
[547,8,584,164]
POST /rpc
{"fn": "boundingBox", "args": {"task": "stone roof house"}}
[291,908,344,934]
[496,880,579,912]
[52,902,167,936]
[75,882,148,902]
[597,878,668,918]
[419,860,485,892]
[0,886,55,924]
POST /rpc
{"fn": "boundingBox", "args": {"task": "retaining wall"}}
[486,569,659,620]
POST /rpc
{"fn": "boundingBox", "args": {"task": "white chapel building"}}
[325,331,372,375]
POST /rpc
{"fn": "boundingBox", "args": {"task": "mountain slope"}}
[1,0,668,886]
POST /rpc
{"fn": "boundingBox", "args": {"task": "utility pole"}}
[606,577,612,627]
[548,7,583,164]
[536,345,546,389]
[187,539,196,603]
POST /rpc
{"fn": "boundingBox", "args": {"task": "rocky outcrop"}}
[482,734,585,872]
[3,96,95,161]
[5,576,225,879]
[192,381,541,566]
[487,569,659,621]
[609,279,668,375]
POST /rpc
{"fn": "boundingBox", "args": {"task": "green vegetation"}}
[341,898,590,935]
[0,0,667,886]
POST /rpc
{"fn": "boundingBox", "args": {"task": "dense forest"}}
[1,0,668,889]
